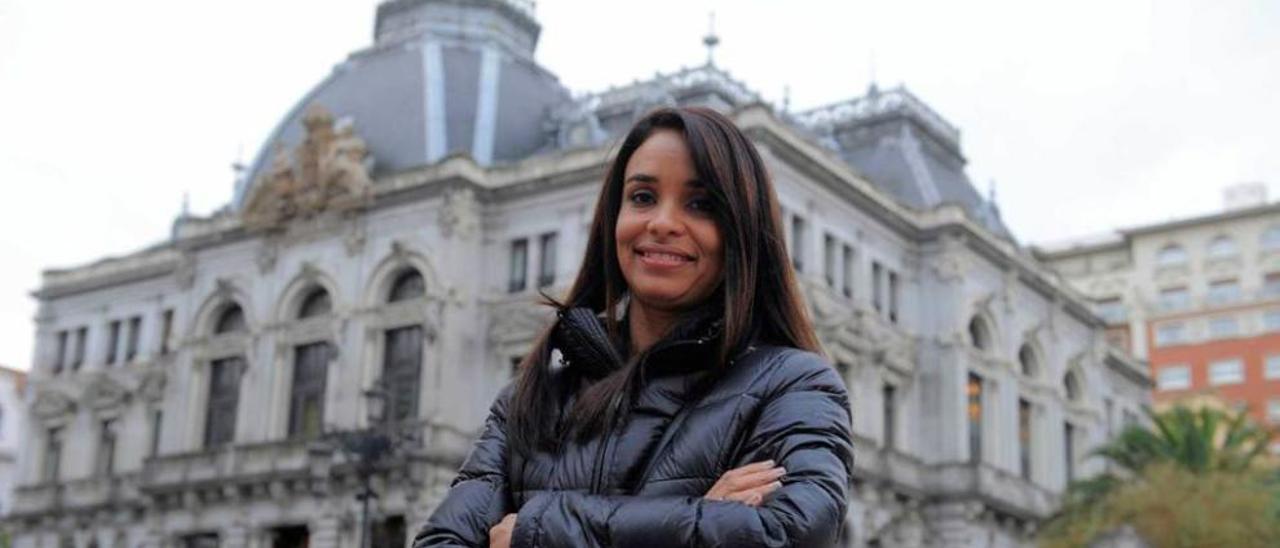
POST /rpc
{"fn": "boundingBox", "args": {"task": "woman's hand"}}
[489,513,517,548]
[703,460,786,506]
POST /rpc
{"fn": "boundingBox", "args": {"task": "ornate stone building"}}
[1035,185,1280,451]
[9,1,1150,546]
[0,365,29,518]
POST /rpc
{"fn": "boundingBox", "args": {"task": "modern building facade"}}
[8,1,1150,547]
[0,365,29,518]
[1035,185,1280,450]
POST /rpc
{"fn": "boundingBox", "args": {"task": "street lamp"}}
[325,380,398,548]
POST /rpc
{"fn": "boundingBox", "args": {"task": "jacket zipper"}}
[589,335,714,495]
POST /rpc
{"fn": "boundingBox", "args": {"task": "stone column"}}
[308,514,342,548]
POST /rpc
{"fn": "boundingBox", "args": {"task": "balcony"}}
[11,474,141,517]
[139,438,320,493]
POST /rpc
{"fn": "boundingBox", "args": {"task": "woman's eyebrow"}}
[624,173,657,184]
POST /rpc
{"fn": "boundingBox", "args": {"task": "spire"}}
[702,12,720,66]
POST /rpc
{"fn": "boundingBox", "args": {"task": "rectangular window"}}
[1154,322,1187,347]
[790,216,806,272]
[841,244,855,298]
[204,357,243,448]
[1264,273,1280,298]
[383,326,423,424]
[54,330,68,374]
[872,262,884,313]
[125,316,142,361]
[160,309,174,355]
[1095,297,1126,324]
[1208,316,1240,340]
[882,383,896,450]
[1064,422,1077,484]
[43,427,63,483]
[967,373,983,463]
[823,233,837,287]
[1157,364,1191,391]
[1269,400,1280,424]
[97,419,117,476]
[1266,355,1280,380]
[1158,286,1190,312]
[1208,358,1244,386]
[151,409,163,457]
[538,232,558,288]
[1207,279,1242,306]
[288,343,329,439]
[888,271,900,324]
[72,326,87,370]
[1019,398,1033,480]
[1266,310,1280,333]
[106,320,121,365]
[508,239,528,293]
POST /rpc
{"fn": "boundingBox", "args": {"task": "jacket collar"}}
[552,304,723,380]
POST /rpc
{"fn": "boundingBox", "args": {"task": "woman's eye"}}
[629,190,655,205]
[688,197,714,213]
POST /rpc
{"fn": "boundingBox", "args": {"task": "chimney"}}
[1223,182,1268,211]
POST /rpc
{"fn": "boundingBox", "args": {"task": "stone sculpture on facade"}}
[243,104,375,230]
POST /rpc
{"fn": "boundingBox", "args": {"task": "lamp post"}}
[327,381,396,548]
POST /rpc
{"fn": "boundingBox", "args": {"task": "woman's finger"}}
[721,480,783,506]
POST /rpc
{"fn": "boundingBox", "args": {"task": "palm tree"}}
[1040,405,1280,547]
[1063,405,1272,508]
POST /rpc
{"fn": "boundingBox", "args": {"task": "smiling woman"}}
[415,107,853,548]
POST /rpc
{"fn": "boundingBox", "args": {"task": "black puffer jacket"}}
[415,309,854,547]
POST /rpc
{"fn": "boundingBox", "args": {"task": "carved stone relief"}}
[438,187,480,241]
[242,104,375,231]
[31,389,77,421]
[83,375,131,413]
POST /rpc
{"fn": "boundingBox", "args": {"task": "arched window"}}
[1018,344,1039,378]
[388,269,425,303]
[213,304,246,335]
[1064,371,1081,402]
[1262,226,1280,251]
[1207,236,1238,259]
[1156,244,1188,267]
[968,316,993,351]
[298,288,332,319]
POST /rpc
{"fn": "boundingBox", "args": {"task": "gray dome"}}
[234,0,570,209]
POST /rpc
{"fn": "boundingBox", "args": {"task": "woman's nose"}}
[647,200,685,237]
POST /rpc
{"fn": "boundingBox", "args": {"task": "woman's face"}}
[616,129,725,313]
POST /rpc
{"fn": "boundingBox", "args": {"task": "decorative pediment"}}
[243,104,375,230]
[83,375,131,412]
[31,390,77,421]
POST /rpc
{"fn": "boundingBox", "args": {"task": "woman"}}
[415,107,853,547]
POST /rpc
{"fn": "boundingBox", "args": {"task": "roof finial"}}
[868,48,879,96]
[181,191,191,218]
[702,12,720,66]
[782,85,792,114]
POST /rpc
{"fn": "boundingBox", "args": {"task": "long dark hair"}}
[508,107,820,453]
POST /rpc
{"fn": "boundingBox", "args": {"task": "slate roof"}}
[232,0,1012,242]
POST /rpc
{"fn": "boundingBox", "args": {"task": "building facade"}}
[0,365,29,518]
[8,1,1150,547]
[1035,187,1280,449]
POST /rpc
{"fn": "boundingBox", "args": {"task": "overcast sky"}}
[1,0,1277,371]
